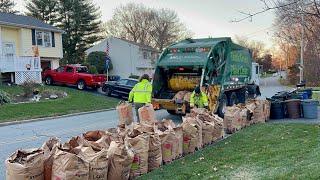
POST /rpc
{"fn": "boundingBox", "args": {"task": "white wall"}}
[86,37,156,78]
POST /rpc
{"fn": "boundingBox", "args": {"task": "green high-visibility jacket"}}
[190,91,209,108]
[129,79,152,104]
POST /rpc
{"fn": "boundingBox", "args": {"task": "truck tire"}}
[229,92,238,106]
[77,80,86,90]
[45,76,53,85]
[218,93,228,117]
[104,87,112,96]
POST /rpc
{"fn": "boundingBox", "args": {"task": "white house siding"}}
[86,37,157,79]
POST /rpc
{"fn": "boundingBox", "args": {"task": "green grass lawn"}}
[0,85,119,122]
[140,123,320,179]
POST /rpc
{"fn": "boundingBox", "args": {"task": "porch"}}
[0,55,42,84]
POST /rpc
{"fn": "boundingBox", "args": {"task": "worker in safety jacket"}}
[190,86,209,109]
[128,74,152,122]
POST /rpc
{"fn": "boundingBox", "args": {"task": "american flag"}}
[105,40,110,57]
[105,40,111,71]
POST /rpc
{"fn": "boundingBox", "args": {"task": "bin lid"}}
[284,99,301,102]
[301,99,319,105]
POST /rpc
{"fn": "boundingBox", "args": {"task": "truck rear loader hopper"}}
[152,37,260,117]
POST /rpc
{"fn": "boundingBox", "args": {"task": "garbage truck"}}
[151,37,261,117]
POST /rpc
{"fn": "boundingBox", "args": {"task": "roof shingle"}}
[0,12,63,33]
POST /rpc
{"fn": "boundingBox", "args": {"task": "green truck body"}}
[152,37,260,116]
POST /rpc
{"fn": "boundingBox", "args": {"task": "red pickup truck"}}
[43,65,106,90]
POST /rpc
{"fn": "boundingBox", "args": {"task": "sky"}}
[15,0,276,49]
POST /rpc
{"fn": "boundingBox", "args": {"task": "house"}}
[0,12,63,84]
[85,36,159,79]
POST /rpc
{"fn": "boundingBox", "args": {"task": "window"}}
[117,79,128,86]
[127,80,138,87]
[35,30,52,47]
[76,67,88,73]
[143,52,148,59]
[66,67,73,73]
[56,66,64,72]
[43,32,51,47]
[36,31,43,46]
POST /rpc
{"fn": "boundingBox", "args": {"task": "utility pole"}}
[299,2,305,83]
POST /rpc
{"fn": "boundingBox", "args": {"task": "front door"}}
[2,42,15,72]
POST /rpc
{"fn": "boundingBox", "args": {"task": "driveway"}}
[0,76,310,178]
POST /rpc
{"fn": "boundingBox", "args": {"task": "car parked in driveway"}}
[42,65,106,90]
[102,78,138,98]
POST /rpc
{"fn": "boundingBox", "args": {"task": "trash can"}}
[270,101,285,119]
[301,100,319,119]
[285,99,301,119]
[303,88,313,99]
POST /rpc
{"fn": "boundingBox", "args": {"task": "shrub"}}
[86,51,113,74]
[88,65,98,74]
[0,90,11,105]
[21,81,38,97]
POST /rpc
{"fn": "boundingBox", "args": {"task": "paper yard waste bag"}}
[138,104,157,125]
[147,133,162,172]
[201,120,215,145]
[107,141,134,180]
[6,148,44,180]
[173,127,183,158]
[51,147,89,180]
[125,133,150,178]
[263,100,271,121]
[212,114,225,141]
[173,91,188,101]
[181,117,202,154]
[117,101,134,125]
[78,146,109,180]
[183,92,192,102]
[83,130,111,150]
[42,137,61,180]
[246,100,265,123]
[158,130,176,163]
[224,106,241,133]
[162,119,176,129]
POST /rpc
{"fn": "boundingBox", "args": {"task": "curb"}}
[0,108,116,127]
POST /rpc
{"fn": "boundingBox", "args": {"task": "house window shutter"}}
[32,29,36,45]
[51,32,55,47]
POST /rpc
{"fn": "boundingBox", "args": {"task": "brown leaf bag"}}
[201,120,216,145]
[224,106,242,133]
[158,130,176,163]
[210,114,224,141]
[181,117,203,154]
[6,148,44,180]
[138,104,157,125]
[173,127,183,158]
[42,137,61,180]
[107,141,134,180]
[147,133,162,172]
[125,133,150,178]
[117,101,134,125]
[77,146,109,180]
[51,146,90,180]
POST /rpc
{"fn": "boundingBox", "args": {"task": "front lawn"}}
[0,85,119,122]
[140,123,320,179]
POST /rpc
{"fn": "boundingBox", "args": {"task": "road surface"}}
[0,76,307,178]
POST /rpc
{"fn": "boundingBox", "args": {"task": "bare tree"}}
[234,35,266,60]
[105,3,192,50]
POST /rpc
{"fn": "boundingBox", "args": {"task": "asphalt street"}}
[0,76,316,178]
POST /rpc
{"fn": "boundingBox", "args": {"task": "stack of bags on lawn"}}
[5,101,226,180]
[224,99,271,134]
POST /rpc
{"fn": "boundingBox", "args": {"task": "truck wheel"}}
[104,87,112,96]
[167,110,176,115]
[218,93,228,117]
[77,80,86,90]
[229,92,238,106]
[45,76,53,85]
